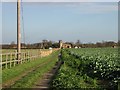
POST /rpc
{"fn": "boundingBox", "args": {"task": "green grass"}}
[2,50,59,84]
[11,52,58,88]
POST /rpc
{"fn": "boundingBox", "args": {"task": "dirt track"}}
[32,61,62,89]
[2,59,53,88]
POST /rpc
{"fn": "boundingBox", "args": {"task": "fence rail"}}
[1,49,58,69]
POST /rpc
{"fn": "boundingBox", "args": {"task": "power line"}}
[21,0,26,48]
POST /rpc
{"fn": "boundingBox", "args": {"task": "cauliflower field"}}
[51,48,120,89]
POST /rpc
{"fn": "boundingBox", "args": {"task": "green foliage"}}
[51,48,120,89]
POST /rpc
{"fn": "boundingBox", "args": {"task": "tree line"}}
[1,40,119,49]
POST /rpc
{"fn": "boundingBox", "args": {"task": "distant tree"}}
[75,40,81,47]
[42,39,48,49]
[26,44,31,49]
[104,41,116,47]
[11,41,16,48]
[40,43,44,49]
[2,44,10,49]
[86,42,95,48]
[47,41,52,48]
[96,42,102,47]
[11,41,15,45]
[52,43,59,48]
[118,40,120,46]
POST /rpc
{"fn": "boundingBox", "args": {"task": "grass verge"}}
[2,51,59,84]
[11,51,59,88]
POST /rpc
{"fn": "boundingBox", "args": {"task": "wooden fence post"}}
[10,53,12,68]
[38,49,39,57]
[28,52,29,61]
[14,53,16,67]
[6,54,8,69]
[24,52,25,63]
[28,51,29,61]
[1,54,2,69]
[21,53,22,64]
[40,49,41,58]
[24,52,26,62]
[26,52,28,61]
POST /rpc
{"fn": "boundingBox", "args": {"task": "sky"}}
[1,0,120,2]
[0,3,2,44]
[1,2,118,44]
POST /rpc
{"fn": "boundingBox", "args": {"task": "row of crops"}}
[51,48,120,89]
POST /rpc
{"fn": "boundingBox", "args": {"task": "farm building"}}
[59,40,72,49]
[112,45,118,48]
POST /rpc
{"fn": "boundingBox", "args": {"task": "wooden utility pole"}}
[17,0,21,61]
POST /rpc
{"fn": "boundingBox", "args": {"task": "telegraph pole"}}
[17,0,21,62]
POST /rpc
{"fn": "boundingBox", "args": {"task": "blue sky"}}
[2,2,118,44]
[0,3,2,44]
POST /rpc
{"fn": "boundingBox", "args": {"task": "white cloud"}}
[64,3,118,14]
[83,3,118,13]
